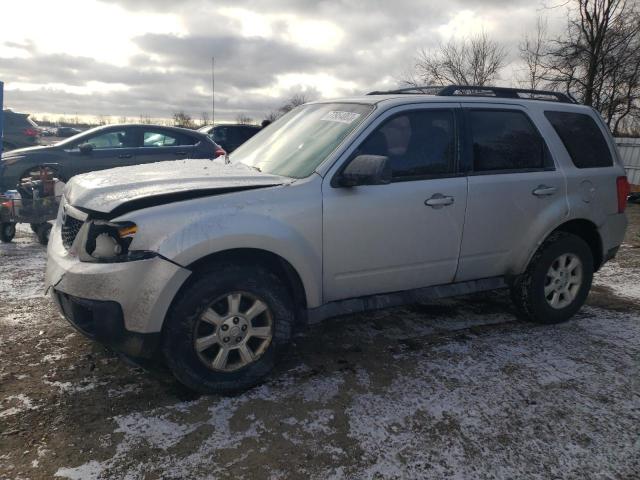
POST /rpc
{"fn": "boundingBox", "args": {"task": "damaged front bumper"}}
[52,292,161,358]
[46,221,191,357]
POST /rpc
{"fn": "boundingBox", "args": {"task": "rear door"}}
[66,126,138,176]
[455,104,567,281]
[135,128,197,164]
[322,104,468,301]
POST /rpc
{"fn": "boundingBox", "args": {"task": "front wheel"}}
[162,264,294,394]
[510,232,594,324]
[0,222,16,243]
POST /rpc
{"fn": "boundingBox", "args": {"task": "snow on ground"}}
[1,208,639,479]
[0,224,46,300]
[593,256,640,300]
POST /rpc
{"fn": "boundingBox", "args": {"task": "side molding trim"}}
[307,276,507,324]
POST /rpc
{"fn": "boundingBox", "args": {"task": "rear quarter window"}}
[544,111,613,168]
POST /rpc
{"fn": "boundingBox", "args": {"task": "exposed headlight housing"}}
[79,221,152,262]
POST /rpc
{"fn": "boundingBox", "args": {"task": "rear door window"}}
[544,111,613,168]
[142,130,196,147]
[468,110,550,172]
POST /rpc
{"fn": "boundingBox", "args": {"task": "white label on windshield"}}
[321,111,361,124]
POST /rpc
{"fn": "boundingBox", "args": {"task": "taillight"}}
[214,147,226,158]
[616,176,630,213]
[23,128,39,137]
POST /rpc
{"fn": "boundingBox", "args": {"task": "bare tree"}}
[519,17,551,90]
[138,114,152,124]
[236,114,254,125]
[409,32,507,86]
[264,110,281,123]
[172,111,195,129]
[118,115,129,124]
[279,93,310,113]
[541,0,640,133]
[200,111,210,127]
[263,93,313,123]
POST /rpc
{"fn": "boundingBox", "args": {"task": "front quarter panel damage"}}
[116,177,324,309]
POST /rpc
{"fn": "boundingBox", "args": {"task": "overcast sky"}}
[0,0,566,123]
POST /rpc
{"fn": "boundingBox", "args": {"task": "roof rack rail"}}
[366,84,577,104]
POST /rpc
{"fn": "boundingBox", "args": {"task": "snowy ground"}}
[1,208,639,480]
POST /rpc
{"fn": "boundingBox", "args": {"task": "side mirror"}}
[78,143,94,154]
[335,155,391,187]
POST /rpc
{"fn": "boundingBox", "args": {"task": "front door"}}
[322,106,468,302]
[67,127,137,177]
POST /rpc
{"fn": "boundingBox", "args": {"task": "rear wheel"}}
[30,223,39,233]
[0,222,16,243]
[510,232,593,324]
[36,223,52,245]
[162,264,294,394]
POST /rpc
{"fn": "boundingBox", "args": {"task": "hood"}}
[1,145,50,159]
[65,158,291,216]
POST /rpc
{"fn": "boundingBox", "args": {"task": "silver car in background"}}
[45,85,629,393]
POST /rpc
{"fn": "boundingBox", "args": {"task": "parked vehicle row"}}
[45,85,629,394]
[198,123,262,153]
[2,109,40,151]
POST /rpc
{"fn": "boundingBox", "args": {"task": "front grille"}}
[61,215,83,249]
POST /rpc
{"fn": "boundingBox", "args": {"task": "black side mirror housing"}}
[78,143,94,154]
[335,155,392,187]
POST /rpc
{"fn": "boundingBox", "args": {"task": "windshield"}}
[230,103,374,178]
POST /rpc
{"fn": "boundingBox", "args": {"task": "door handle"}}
[425,194,455,208]
[532,185,557,197]
[118,153,132,159]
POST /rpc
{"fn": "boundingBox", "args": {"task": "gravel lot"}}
[1,206,639,479]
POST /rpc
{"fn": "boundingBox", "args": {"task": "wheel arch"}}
[551,219,603,271]
[519,218,603,277]
[168,248,310,328]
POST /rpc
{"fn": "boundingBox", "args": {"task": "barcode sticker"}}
[321,111,361,124]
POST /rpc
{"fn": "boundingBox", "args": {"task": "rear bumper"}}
[599,212,628,266]
[53,291,160,358]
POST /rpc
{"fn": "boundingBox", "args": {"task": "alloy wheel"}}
[193,291,273,372]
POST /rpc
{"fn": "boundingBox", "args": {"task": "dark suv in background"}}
[2,109,40,151]
[198,124,261,153]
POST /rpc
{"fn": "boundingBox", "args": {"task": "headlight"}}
[79,221,152,262]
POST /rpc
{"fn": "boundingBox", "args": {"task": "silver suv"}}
[45,86,629,393]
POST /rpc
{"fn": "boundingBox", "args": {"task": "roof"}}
[310,85,591,112]
[311,94,594,113]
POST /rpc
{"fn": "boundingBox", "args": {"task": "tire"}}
[36,223,52,245]
[162,264,294,394]
[510,232,593,324]
[30,223,39,233]
[0,222,16,243]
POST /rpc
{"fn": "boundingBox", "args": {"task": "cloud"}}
[0,0,548,122]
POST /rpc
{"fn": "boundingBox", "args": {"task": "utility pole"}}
[211,57,216,125]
